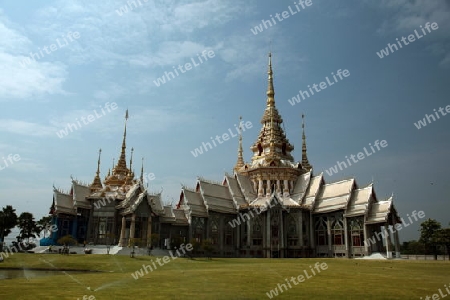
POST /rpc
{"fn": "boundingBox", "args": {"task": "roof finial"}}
[234,116,245,172]
[97,148,102,176]
[90,148,103,192]
[114,110,129,177]
[140,157,144,183]
[129,147,134,172]
[266,52,275,106]
[301,114,312,171]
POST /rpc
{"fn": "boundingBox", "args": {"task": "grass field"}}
[0,253,448,299]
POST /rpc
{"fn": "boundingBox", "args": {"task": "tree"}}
[37,216,53,239]
[189,238,201,258]
[17,212,40,243]
[150,233,160,248]
[434,228,450,260]
[201,238,214,260]
[401,240,426,255]
[57,235,77,246]
[419,218,441,259]
[0,205,18,252]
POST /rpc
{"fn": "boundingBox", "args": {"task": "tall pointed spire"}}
[90,148,103,192]
[301,114,312,171]
[251,53,295,167]
[266,52,275,106]
[234,116,245,172]
[140,157,144,183]
[114,110,129,177]
[124,147,135,186]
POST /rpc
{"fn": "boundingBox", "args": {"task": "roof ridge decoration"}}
[301,114,312,171]
[90,148,103,192]
[234,116,245,172]
[196,176,223,186]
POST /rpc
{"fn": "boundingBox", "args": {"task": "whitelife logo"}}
[325,140,388,176]
[153,50,215,87]
[55,102,118,138]
[190,120,253,158]
[376,22,439,59]
[266,262,328,298]
[414,104,450,129]
[19,31,80,67]
[287,69,350,106]
[250,0,313,35]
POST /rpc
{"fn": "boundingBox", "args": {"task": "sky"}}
[0,0,449,242]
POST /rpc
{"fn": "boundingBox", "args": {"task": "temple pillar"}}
[246,219,251,247]
[146,216,152,247]
[299,213,303,247]
[118,216,126,247]
[391,213,401,258]
[394,230,401,258]
[129,213,136,247]
[343,217,349,258]
[276,180,281,194]
[266,180,271,196]
[363,223,369,255]
[309,212,314,250]
[280,211,284,258]
[327,217,332,257]
[266,210,271,258]
[385,224,392,259]
[283,179,289,196]
[258,179,264,197]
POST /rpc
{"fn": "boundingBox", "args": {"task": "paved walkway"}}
[31,245,170,256]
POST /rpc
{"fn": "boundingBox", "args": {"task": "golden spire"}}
[114,110,129,177]
[124,147,134,185]
[129,147,134,173]
[251,53,294,166]
[234,116,245,172]
[267,52,275,106]
[301,114,312,171]
[140,157,144,183]
[90,148,103,192]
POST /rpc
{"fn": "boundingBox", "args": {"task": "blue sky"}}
[0,0,449,242]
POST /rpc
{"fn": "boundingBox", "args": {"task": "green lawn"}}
[0,253,448,299]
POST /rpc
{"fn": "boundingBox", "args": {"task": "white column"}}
[283,179,289,196]
[394,230,401,258]
[266,180,271,196]
[118,216,126,247]
[266,210,271,258]
[363,223,369,255]
[146,216,152,247]
[258,179,264,197]
[129,213,136,247]
[247,220,251,247]
[299,213,303,247]
[280,211,284,258]
[385,224,392,259]
[327,217,332,257]
[343,217,349,258]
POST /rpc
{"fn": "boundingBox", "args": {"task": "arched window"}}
[332,218,344,245]
[315,217,327,246]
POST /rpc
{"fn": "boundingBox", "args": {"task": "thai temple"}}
[43,54,402,258]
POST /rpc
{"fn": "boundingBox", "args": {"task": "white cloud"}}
[0,13,68,100]
[375,0,450,68]
[0,119,56,137]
